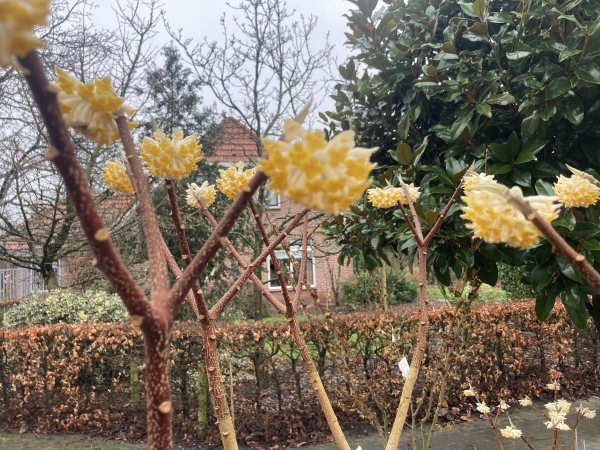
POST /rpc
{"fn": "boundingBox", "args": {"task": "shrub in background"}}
[3,289,128,327]
[498,263,536,300]
[340,269,417,307]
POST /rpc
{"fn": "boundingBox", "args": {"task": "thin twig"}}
[117,116,169,300]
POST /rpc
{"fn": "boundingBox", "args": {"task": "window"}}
[267,246,315,290]
[266,188,280,209]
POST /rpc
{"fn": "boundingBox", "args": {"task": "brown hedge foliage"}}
[0,301,598,445]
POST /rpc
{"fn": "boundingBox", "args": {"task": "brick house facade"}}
[207,118,354,306]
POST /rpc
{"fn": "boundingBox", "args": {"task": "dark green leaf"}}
[514,151,536,164]
[450,110,474,141]
[557,256,583,283]
[575,64,600,84]
[476,103,492,118]
[488,143,511,162]
[535,179,555,196]
[396,143,412,164]
[532,264,555,291]
[521,111,539,137]
[536,292,556,322]
[487,163,513,175]
[573,222,600,239]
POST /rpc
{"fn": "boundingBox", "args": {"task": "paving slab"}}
[305,398,600,450]
[0,433,144,450]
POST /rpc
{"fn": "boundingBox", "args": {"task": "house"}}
[0,194,141,300]
[206,118,354,306]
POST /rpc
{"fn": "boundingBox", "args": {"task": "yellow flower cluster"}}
[462,171,496,192]
[553,174,600,208]
[55,67,137,145]
[216,162,256,200]
[259,120,376,215]
[102,160,135,195]
[367,183,420,208]
[139,128,202,180]
[186,181,216,209]
[461,184,561,248]
[0,0,50,68]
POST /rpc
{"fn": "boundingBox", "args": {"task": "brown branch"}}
[18,51,150,319]
[401,182,424,240]
[512,201,600,295]
[167,172,268,316]
[164,179,207,317]
[209,207,309,318]
[397,201,423,247]
[117,116,169,301]
[163,181,238,449]
[249,199,293,312]
[292,216,309,311]
[201,206,286,316]
[423,182,463,247]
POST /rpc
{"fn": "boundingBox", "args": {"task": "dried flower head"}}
[544,400,571,417]
[102,160,134,195]
[518,396,532,407]
[546,382,561,391]
[55,68,137,145]
[463,385,476,397]
[0,0,50,68]
[553,174,600,208]
[186,181,216,209]
[499,400,510,411]
[461,185,561,247]
[500,424,522,439]
[576,405,596,419]
[216,162,256,200]
[139,128,202,180]
[476,402,491,414]
[259,120,376,215]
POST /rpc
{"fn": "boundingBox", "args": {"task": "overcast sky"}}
[92,0,356,113]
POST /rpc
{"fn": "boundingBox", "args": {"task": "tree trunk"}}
[198,364,208,440]
[43,265,59,290]
[380,262,388,312]
[590,295,600,339]
[143,326,173,450]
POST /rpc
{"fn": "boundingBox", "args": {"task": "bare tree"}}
[0,0,161,291]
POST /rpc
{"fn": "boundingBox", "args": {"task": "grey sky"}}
[93,0,355,114]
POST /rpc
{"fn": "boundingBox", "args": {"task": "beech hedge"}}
[0,301,597,444]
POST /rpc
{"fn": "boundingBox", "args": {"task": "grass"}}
[426,283,508,303]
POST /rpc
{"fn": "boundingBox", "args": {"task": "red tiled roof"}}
[207,118,259,163]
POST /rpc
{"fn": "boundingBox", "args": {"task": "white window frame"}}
[266,189,281,209]
[267,245,316,291]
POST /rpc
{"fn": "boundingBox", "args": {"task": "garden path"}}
[0,398,598,449]
[305,398,600,450]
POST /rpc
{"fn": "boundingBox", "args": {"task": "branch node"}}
[208,366,215,372]
[44,147,60,160]
[576,254,585,261]
[158,401,172,414]
[91,257,98,267]
[46,84,60,94]
[219,237,227,246]
[182,254,189,259]
[94,228,110,242]
[179,224,185,230]
[197,288,203,294]
[243,186,251,192]
[129,315,144,327]
[210,334,217,340]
